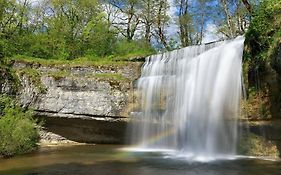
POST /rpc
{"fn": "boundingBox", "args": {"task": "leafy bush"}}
[0,59,20,94]
[0,95,39,157]
[82,19,117,58]
[16,67,47,93]
[245,0,281,79]
[0,37,4,59]
[114,39,155,57]
[270,30,281,74]
[28,34,56,59]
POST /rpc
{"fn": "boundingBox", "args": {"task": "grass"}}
[16,68,47,93]
[9,53,149,68]
[47,70,129,82]
[93,73,129,82]
[47,70,70,80]
[11,53,134,84]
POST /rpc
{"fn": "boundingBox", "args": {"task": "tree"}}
[0,0,29,57]
[176,0,193,47]
[175,0,212,46]
[139,0,157,44]
[109,0,141,41]
[194,0,209,44]
[154,0,170,50]
[245,0,281,87]
[40,0,117,59]
[0,0,4,59]
[241,0,252,15]
[220,0,236,37]
[216,0,251,38]
[101,2,119,30]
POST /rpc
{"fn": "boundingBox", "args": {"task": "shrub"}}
[114,39,155,57]
[245,0,281,81]
[0,95,39,157]
[245,0,281,59]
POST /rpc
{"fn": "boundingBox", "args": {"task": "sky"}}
[201,23,223,43]
[166,0,222,44]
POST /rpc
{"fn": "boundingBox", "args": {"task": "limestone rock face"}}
[32,76,129,117]
[13,62,142,144]
[16,62,141,119]
[18,75,39,108]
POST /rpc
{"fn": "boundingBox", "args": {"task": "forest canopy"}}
[0,0,254,60]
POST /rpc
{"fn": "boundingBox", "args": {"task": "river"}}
[0,145,280,175]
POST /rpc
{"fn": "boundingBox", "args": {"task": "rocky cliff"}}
[2,57,281,157]
[8,60,142,144]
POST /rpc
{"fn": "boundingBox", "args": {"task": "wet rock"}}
[238,132,279,158]
[240,120,281,157]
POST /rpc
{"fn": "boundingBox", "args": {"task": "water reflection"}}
[0,145,280,175]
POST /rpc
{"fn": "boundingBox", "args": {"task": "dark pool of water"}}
[0,145,281,175]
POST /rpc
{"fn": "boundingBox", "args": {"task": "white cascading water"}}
[130,36,245,161]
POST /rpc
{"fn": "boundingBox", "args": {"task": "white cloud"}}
[202,23,224,44]
[167,0,177,17]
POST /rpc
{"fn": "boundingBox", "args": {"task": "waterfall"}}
[129,36,245,161]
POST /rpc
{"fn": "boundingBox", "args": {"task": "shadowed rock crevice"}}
[37,116,128,144]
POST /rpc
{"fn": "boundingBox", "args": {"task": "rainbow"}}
[121,128,176,152]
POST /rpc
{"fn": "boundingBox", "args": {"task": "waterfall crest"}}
[130,36,245,160]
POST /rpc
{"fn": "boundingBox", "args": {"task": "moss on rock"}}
[238,132,279,158]
[16,68,47,93]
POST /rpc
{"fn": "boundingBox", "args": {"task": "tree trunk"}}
[156,0,169,50]
[178,0,189,47]
[221,0,235,38]
[241,0,252,15]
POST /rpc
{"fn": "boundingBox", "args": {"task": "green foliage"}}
[0,0,155,60]
[245,0,281,73]
[0,95,12,115]
[93,73,129,82]
[0,58,20,94]
[0,34,3,59]
[16,67,46,93]
[114,39,155,57]
[238,132,279,157]
[0,95,39,157]
[11,55,130,68]
[28,34,58,59]
[82,15,117,57]
[270,30,281,74]
[47,70,70,81]
[241,86,272,120]
[47,70,128,82]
